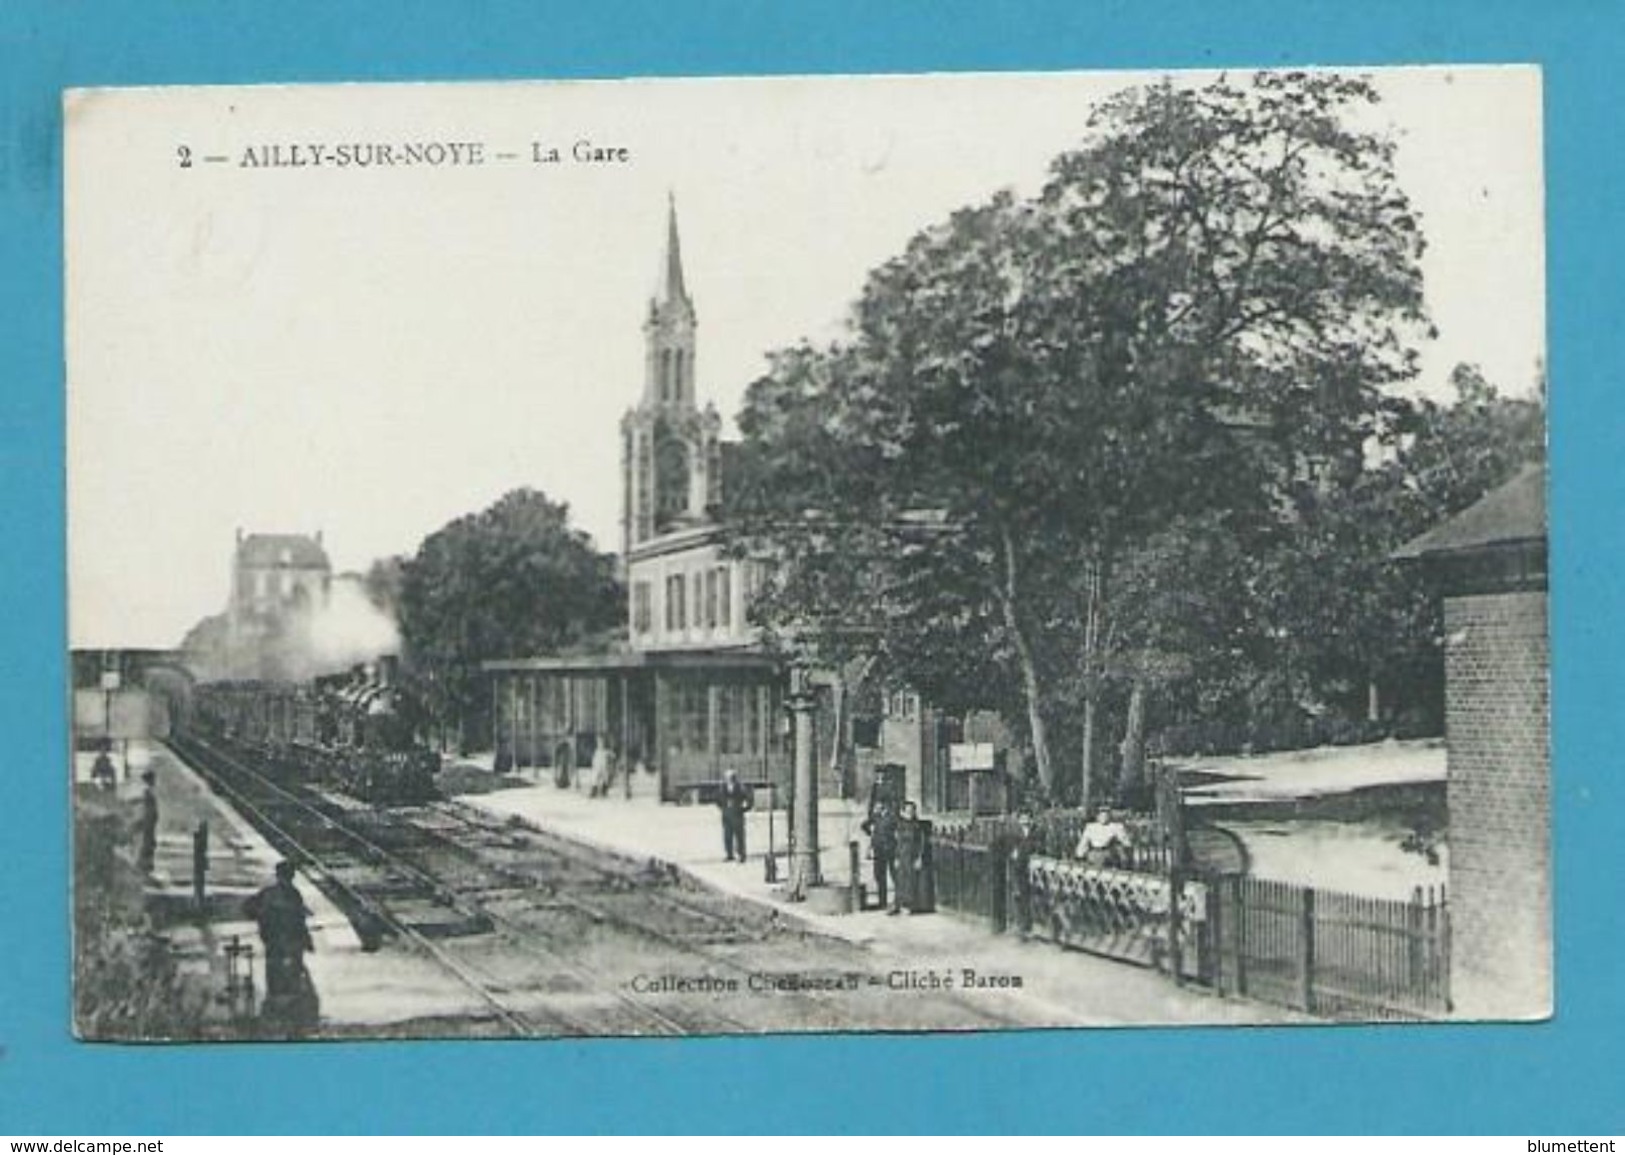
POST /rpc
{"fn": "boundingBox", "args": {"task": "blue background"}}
[2,0,1620,1135]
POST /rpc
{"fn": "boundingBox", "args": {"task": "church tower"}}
[644,195,696,409]
[622,196,723,563]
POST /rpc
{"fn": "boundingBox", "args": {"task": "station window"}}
[674,681,708,753]
[717,684,748,755]
[666,574,686,632]
[716,566,732,631]
[744,687,760,756]
[704,569,718,629]
[633,582,652,634]
[540,678,565,732]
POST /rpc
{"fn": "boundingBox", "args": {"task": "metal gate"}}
[1023,856,1207,978]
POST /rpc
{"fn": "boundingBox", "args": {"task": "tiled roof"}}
[1393,464,1546,560]
[237,533,331,569]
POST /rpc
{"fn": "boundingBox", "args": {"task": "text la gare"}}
[535,139,632,165]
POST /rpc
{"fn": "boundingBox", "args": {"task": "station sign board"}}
[948,742,995,771]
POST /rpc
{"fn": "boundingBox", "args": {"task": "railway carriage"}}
[187,662,439,805]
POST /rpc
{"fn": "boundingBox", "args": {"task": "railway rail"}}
[168,734,1026,1038]
[169,734,717,1036]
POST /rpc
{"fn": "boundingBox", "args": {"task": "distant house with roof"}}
[226,529,333,674]
[1395,462,1548,1019]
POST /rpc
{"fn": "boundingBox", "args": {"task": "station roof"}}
[484,647,781,674]
[1393,464,1547,561]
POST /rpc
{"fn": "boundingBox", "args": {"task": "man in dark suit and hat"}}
[135,770,159,875]
[244,860,318,1025]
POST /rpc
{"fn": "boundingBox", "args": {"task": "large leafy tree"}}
[362,555,406,618]
[397,488,622,749]
[1036,72,1431,797]
[731,72,1433,802]
[1251,361,1544,727]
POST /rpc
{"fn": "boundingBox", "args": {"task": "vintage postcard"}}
[64,67,1547,1041]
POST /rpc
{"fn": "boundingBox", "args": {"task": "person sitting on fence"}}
[1076,807,1130,868]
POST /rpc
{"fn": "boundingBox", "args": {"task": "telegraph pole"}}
[785,664,821,900]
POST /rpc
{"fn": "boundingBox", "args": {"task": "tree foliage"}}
[397,488,622,748]
[362,555,406,618]
[1243,361,1544,728]
[729,71,1438,802]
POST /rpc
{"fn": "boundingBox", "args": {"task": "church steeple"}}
[644,193,696,409]
[624,195,722,559]
[655,192,690,310]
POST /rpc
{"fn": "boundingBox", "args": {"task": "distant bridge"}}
[70,648,199,743]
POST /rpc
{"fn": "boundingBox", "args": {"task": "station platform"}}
[453,768,1295,1027]
[76,741,1291,1030]
[77,741,490,1033]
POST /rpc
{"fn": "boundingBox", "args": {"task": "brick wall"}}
[1444,590,1551,1018]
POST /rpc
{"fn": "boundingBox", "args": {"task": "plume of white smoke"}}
[304,575,401,677]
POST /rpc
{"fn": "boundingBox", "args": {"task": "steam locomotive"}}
[186,657,440,805]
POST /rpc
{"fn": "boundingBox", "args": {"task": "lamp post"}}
[785,663,821,900]
[100,662,121,779]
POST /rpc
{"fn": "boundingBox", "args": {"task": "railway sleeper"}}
[402,912,496,939]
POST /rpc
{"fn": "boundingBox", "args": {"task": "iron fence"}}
[928,809,1452,1020]
[932,824,1008,929]
[1208,876,1450,1020]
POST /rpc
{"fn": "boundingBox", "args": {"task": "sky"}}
[64,66,1544,650]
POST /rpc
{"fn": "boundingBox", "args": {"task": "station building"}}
[485,201,790,801]
[485,201,1025,810]
[1395,463,1549,1019]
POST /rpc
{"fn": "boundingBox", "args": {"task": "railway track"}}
[396,799,1031,1034]
[169,734,1027,1038]
[168,734,721,1037]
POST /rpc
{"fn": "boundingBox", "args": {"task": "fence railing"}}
[927,809,1451,1021]
[1208,876,1450,1020]
[932,828,1008,930]
[933,810,1174,873]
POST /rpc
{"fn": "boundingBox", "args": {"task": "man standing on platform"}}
[718,769,753,864]
[135,770,158,876]
[863,783,901,913]
[894,800,934,914]
[244,860,318,1026]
